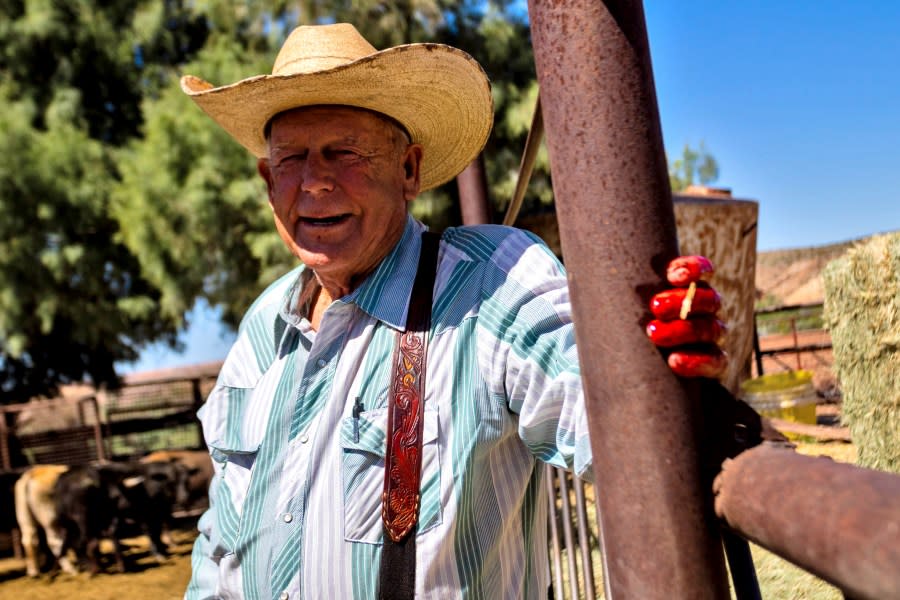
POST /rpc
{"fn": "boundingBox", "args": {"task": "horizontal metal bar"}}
[714,444,900,600]
[754,302,824,316]
[757,343,833,356]
[767,418,851,443]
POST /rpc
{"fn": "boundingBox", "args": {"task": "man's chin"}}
[295,252,338,270]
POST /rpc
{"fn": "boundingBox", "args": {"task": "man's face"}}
[258,106,422,289]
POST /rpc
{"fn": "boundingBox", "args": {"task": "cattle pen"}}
[0,364,219,562]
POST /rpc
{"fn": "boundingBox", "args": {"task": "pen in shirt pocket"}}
[352,396,363,443]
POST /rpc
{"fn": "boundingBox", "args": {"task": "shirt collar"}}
[278,215,426,332]
[350,215,425,331]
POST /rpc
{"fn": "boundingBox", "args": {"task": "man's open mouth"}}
[300,214,351,226]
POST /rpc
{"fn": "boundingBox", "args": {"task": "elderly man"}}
[181,23,725,600]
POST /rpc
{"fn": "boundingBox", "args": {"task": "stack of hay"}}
[823,233,900,473]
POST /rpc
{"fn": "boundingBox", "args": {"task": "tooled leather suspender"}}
[378,231,440,600]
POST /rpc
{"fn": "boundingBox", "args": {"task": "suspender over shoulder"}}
[379,231,441,600]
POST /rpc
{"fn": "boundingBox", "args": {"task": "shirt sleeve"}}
[184,455,224,599]
[477,229,593,481]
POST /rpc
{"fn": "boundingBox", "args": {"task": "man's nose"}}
[300,152,335,194]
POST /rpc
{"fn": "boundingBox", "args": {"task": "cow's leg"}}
[84,537,101,576]
[18,525,41,577]
[13,476,42,577]
[146,520,169,559]
[49,528,78,575]
[160,522,174,547]
[46,526,79,575]
[102,519,127,573]
[110,537,126,573]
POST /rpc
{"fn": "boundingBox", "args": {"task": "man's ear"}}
[257,158,275,203]
[401,144,424,202]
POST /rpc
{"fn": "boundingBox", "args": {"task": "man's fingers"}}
[650,285,721,320]
[646,317,726,348]
[666,347,728,378]
[666,255,714,286]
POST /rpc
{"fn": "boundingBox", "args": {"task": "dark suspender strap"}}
[378,231,441,600]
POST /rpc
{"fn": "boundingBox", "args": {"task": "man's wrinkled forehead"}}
[263,105,412,144]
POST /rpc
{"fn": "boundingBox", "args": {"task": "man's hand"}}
[646,256,728,378]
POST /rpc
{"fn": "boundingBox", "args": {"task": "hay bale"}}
[823,233,900,473]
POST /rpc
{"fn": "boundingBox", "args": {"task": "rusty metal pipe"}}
[556,467,580,599]
[574,477,597,599]
[456,155,492,225]
[0,413,11,470]
[715,444,900,600]
[528,0,730,597]
[545,464,566,598]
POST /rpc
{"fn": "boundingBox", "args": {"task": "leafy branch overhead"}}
[0,0,719,402]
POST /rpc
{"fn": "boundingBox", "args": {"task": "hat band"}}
[275,55,360,75]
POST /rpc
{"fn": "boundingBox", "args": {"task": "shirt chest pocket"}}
[207,443,259,558]
[340,407,442,544]
[200,383,265,559]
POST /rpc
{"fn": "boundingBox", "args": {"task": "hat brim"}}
[181,43,493,192]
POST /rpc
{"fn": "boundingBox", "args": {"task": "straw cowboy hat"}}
[181,23,494,191]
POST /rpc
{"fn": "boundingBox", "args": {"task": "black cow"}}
[52,460,190,574]
[140,449,213,513]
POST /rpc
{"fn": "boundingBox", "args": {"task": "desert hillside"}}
[753,235,888,306]
[496,208,881,308]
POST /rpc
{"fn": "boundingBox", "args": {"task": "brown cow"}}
[13,465,77,577]
[14,460,193,576]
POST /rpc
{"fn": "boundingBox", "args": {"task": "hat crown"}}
[273,23,378,76]
[182,23,493,191]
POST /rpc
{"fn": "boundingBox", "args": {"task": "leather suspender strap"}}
[378,231,440,600]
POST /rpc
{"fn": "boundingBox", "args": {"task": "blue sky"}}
[120,2,900,373]
[646,1,900,251]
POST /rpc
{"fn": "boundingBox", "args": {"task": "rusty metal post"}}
[545,464,566,598]
[0,410,11,471]
[456,155,493,225]
[556,467,580,599]
[85,396,107,462]
[573,477,597,599]
[715,444,900,599]
[753,322,764,376]
[528,1,730,597]
[192,377,206,448]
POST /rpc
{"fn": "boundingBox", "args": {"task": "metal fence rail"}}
[546,465,599,599]
[752,302,830,376]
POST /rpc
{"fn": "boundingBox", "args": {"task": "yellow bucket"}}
[740,370,818,428]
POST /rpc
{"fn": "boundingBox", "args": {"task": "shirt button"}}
[283,513,293,523]
[300,433,310,444]
[316,358,326,368]
[279,592,289,600]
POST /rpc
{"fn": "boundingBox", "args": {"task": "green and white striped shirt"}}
[186,216,591,600]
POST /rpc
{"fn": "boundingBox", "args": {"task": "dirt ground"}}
[0,527,197,600]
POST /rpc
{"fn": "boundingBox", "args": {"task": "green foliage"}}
[823,233,900,474]
[0,0,212,401]
[0,0,548,400]
[112,34,289,327]
[668,141,719,192]
[0,83,175,401]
